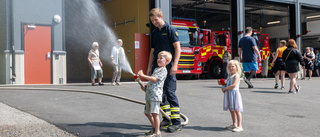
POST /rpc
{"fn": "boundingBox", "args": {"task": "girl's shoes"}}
[226,125,237,130]
[232,127,243,132]
[296,85,301,93]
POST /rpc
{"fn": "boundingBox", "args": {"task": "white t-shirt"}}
[111,46,125,65]
[88,49,99,62]
[145,67,167,101]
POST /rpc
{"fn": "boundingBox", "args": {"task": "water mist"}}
[66,0,134,76]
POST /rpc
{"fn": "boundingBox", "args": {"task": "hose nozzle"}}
[133,73,145,90]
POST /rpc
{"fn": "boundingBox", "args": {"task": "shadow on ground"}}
[251,90,287,94]
[66,122,150,137]
[204,86,222,89]
[182,126,226,131]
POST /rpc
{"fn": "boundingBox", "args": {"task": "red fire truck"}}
[172,17,270,79]
[171,17,203,78]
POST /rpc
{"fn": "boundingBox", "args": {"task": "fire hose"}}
[0,86,189,126]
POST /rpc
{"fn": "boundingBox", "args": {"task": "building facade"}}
[0,0,66,84]
[1,0,320,84]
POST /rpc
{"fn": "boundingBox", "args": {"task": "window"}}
[177,28,199,47]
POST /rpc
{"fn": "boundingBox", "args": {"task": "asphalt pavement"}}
[0,77,319,137]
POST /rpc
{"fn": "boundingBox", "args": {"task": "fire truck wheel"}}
[209,61,223,79]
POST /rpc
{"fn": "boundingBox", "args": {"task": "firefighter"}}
[147,8,182,133]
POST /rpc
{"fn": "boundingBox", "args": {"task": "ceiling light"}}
[267,21,280,25]
[306,15,320,19]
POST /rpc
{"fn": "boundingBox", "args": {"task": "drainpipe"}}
[9,0,15,84]
[11,46,16,84]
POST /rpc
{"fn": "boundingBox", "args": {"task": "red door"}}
[24,25,51,84]
[134,33,150,81]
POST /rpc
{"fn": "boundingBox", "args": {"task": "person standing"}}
[138,51,172,137]
[271,40,287,90]
[222,46,231,79]
[221,60,243,132]
[302,47,315,80]
[88,42,104,86]
[147,8,182,133]
[315,50,320,77]
[111,39,125,86]
[282,39,305,94]
[238,27,261,88]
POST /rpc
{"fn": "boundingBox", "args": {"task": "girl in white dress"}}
[221,60,243,132]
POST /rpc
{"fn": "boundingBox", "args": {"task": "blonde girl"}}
[221,60,243,132]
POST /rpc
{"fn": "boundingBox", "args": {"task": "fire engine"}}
[171,17,203,78]
[172,17,270,79]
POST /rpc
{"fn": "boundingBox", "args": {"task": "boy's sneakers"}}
[226,125,237,130]
[167,124,182,133]
[301,77,305,80]
[280,86,285,90]
[232,127,243,132]
[111,82,116,86]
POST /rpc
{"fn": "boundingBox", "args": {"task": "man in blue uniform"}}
[147,8,182,133]
[238,27,261,88]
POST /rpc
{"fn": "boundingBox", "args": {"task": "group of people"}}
[271,40,320,93]
[86,8,243,137]
[271,39,305,94]
[88,8,182,137]
[88,39,125,86]
[237,26,314,94]
[86,8,317,137]
[224,27,312,134]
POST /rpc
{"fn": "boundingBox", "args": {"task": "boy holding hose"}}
[137,51,172,137]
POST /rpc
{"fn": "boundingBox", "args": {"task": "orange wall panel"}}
[134,33,150,81]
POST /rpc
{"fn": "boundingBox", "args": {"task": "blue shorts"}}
[242,62,258,72]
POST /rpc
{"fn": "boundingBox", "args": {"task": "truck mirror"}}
[203,35,208,44]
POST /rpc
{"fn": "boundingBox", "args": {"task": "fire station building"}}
[0,0,66,84]
[1,0,320,84]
